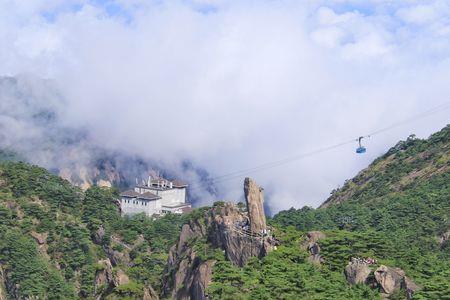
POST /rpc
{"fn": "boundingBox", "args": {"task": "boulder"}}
[438,230,450,248]
[113,269,130,287]
[306,231,326,244]
[93,225,106,244]
[345,258,371,285]
[105,247,130,266]
[302,231,326,265]
[30,231,47,245]
[374,265,405,295]
[403,276,420,300]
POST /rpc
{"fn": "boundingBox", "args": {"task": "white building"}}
[119,177,191,217]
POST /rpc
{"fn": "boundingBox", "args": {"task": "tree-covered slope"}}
[0,161,187,299]
[0,125,449,300]
[321,124,449,208]
[272,125,450,299]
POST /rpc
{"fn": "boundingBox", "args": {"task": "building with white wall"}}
[119,177,191,217]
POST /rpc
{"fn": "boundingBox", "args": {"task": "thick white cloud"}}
[1,0,450,213]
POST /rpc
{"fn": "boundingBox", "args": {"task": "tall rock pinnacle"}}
[244,177,267,234]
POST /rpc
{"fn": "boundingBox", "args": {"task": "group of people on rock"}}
[234,220,272,238]
[351,257,378,265]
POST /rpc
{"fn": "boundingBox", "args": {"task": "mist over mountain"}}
[0,75,216,205]
[1,1,450,213]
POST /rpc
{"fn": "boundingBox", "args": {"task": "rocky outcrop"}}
[208,203,277,266]
[94,259,147,299]
[345,258,371,285]
[93,225,106,244]
[191,260,215,300]
[143,285,159,300]
[244,177,266,233]
[0,268,19,300]
[374,265,420,299]
[163,178,278,300]
[438,230,450,248]
[113,269,130,287]
[0,266,7,300]
[30,231,47,245]
[403,276,420,300]
[94,259,114,297]
[163,219,211,300]
[302,231,325,265]
[105,248,128,266]
[343,262,421,298]
[375,265,405,295]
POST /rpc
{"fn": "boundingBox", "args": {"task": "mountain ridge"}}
[0,124,449,299]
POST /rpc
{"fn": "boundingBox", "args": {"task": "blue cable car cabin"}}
[356,136,366,154]
[356,146,366,154]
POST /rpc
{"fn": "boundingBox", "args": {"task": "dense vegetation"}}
[0,162,187,299]
[205,229,379,300]
[170,127,449,300]
[272,125,450,299]
[0,125,448,299]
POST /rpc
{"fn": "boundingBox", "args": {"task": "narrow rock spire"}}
[244,177,266,234]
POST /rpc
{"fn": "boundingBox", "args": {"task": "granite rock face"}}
[0,266,7,300]
[162,220,211,300]
[302,231,326,265]
[403,276,420,300]
[374,265,420,299]
[94,259,114,297]
[163,178,278,300]
[375,265,405,295]
[209,203,277,267]
[344,258,372,285]
[244,177,267,234]
[143,285,159,300]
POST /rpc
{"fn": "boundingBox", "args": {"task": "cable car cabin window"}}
[356,147,366,154]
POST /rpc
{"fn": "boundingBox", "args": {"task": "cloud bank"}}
[1,0,450,213]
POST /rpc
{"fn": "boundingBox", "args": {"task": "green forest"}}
[0,161,187,299]
[0,125,449,299]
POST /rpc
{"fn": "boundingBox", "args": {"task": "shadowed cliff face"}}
[163,179,278,300]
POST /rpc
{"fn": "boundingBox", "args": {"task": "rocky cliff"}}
[244,177,266,234]
[163,178,278,299]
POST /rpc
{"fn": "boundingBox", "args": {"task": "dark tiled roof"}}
[172,179,188,187]
[120,190,140,197]
[138,191,160,200]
